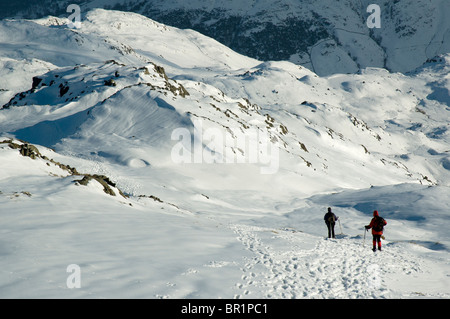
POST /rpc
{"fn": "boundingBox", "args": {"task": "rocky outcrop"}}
[1,139,126,198]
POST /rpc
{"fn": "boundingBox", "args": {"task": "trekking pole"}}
[338,219,343,235]
[363,227,367,246]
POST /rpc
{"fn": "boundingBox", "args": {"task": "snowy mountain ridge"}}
[0,9,449,299]
[3,0,450,76]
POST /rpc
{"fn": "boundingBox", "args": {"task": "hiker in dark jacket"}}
[324,207,338,238]
[365,210,387,251]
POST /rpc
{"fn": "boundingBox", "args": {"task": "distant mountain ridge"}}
[2,0,449,76]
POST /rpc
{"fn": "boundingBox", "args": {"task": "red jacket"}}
[367,216,387,235]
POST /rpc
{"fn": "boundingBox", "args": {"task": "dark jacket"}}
[324,212,338,224]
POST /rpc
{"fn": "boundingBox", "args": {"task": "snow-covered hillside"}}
[0,9,449,299]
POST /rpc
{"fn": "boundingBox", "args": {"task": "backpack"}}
[327,214,336,223]
[373,217,385,232]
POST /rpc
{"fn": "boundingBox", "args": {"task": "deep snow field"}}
[0,9,449,299]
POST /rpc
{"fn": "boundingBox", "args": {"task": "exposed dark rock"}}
[75,174,123,197]
[104,78,117,86]
[1,139,126,198]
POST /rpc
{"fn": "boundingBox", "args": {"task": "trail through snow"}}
[230,224,442,299]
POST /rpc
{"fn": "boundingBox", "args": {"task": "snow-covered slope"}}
[0,9,449,299]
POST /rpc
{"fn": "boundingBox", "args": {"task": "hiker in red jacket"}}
[365,210,387,252]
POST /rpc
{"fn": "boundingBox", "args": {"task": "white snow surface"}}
[0,9,449,299]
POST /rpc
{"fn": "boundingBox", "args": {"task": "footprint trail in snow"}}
[231,224,429,299]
